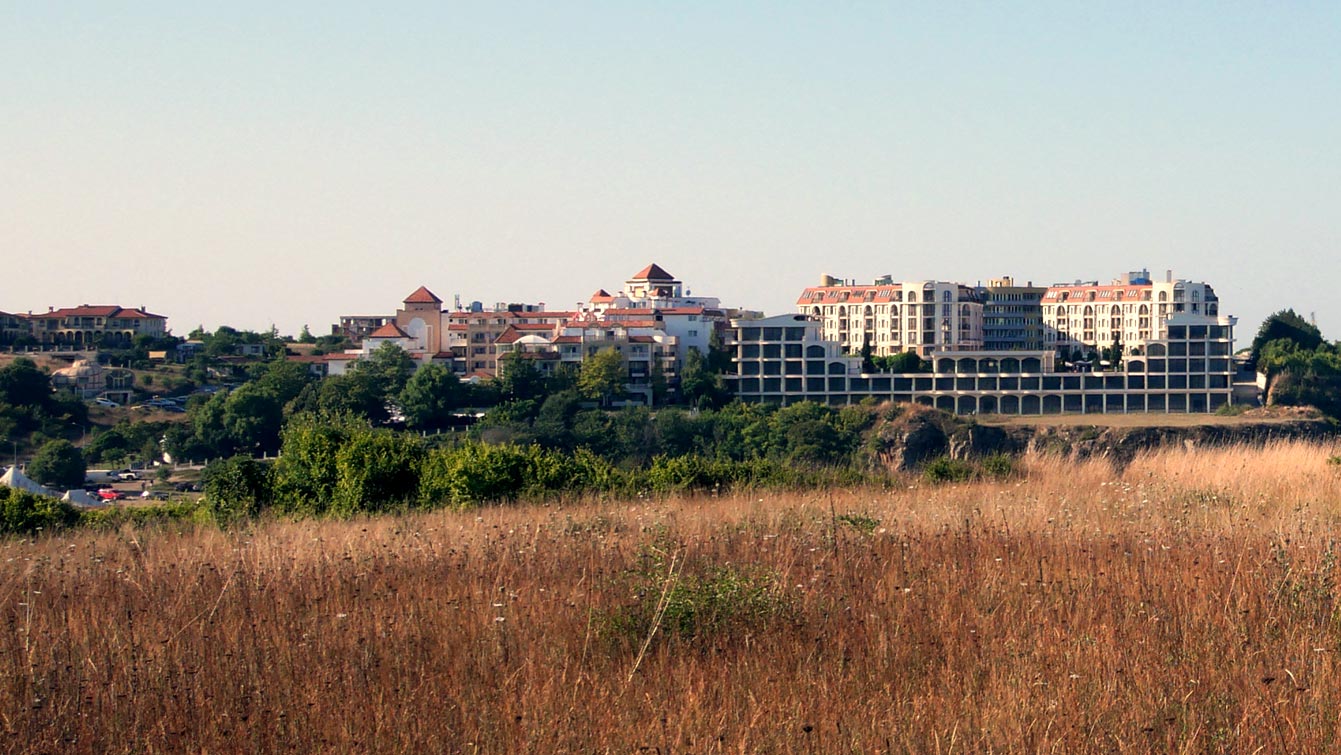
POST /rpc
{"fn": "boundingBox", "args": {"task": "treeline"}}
[200,401,887,524]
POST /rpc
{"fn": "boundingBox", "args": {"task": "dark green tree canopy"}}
[399,363,464,431]
[1250,310,1322,371]
[28,439,86,489]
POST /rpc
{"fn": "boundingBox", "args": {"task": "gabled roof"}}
[368,322,413,339]
[403,286,442,305]
[590,289,614,302]
[630,263,675,281]
[494,326,523,345]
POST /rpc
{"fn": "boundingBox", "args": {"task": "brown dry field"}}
[5,441,1341,753]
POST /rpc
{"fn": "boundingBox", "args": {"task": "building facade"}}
[979,277,1046,351]
[728,311,1238,415]
[1041,270,1220,359]
[23,305,168,347]
[797,276,985,358]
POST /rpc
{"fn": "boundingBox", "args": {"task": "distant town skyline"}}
[6,3,1339,341]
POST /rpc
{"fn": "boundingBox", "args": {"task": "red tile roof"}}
[1042,284,1152,302]
[590,289,614,302]
[796,286,907,305]
[30,305,166,320]
[403,286,442,305]
[553,335,582,344]
[368,323,413,339]
[631,263,675,281]
[602,308,657,317]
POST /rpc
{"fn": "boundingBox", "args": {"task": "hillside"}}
[872,404,1338,471]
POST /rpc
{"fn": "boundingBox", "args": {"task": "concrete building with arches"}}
[728,310,1238,415]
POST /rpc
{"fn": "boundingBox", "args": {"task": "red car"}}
[97,488,124,502]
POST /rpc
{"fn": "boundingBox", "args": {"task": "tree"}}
[0,358,51,408]
[28,440,86,489]
[871,351,928,373]
[578,348,626,407]
[497,354,547,403]
[355,342,418,404]
[221,383,286,454]
[1250,310,1323,372]
[399,363,464,431]
[860,336,875,373]
[679,348,729,409]
[298,325,317,344]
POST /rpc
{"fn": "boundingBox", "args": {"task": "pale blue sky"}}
[5,3,1339,343]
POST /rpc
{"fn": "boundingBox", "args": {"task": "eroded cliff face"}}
[871,405,1339,472]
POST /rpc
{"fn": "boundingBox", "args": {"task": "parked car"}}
[174,482,201,492]
[93,397,121,408]
[97,488,124,502]
[116,470,140,481]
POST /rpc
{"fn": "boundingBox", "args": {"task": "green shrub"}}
[202,455,272,525]
[922,456,974,484]
[835,512,880,534]
[271,413,363,515]
[981,452,1015,479]
[0,488,79,536]
[419,442,533,508]
[79,500,204,530]
[331,430,425,516]
[601,547,793,646]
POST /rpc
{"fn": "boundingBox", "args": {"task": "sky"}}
[5,2,1339,345]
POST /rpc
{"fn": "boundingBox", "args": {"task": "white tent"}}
[62,488,102,507]
[0,466,58,498]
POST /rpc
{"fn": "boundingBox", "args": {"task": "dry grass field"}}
[4,440,1341,753]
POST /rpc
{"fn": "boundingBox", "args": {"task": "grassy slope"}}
[3,441,1341,753]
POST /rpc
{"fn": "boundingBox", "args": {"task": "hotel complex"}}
[728,269,1242,415]
[319,264,1246,415]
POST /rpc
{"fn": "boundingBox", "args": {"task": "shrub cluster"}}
[197,411,893,524]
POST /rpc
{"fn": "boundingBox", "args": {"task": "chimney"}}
[1166,269,1172,283]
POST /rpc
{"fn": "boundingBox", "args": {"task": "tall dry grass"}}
[3,440,1341,753]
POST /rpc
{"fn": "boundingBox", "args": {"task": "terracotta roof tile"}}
[403,286,442,304]
[31,305,166,320]
[631,263,675,281]
[368,323,413,339]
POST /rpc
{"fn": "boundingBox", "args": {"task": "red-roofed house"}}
[24,305,168,347]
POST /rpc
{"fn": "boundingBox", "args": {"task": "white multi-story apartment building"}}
[796,276,985,358]
[583,263,727,362]
[1041,270,1220,358]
